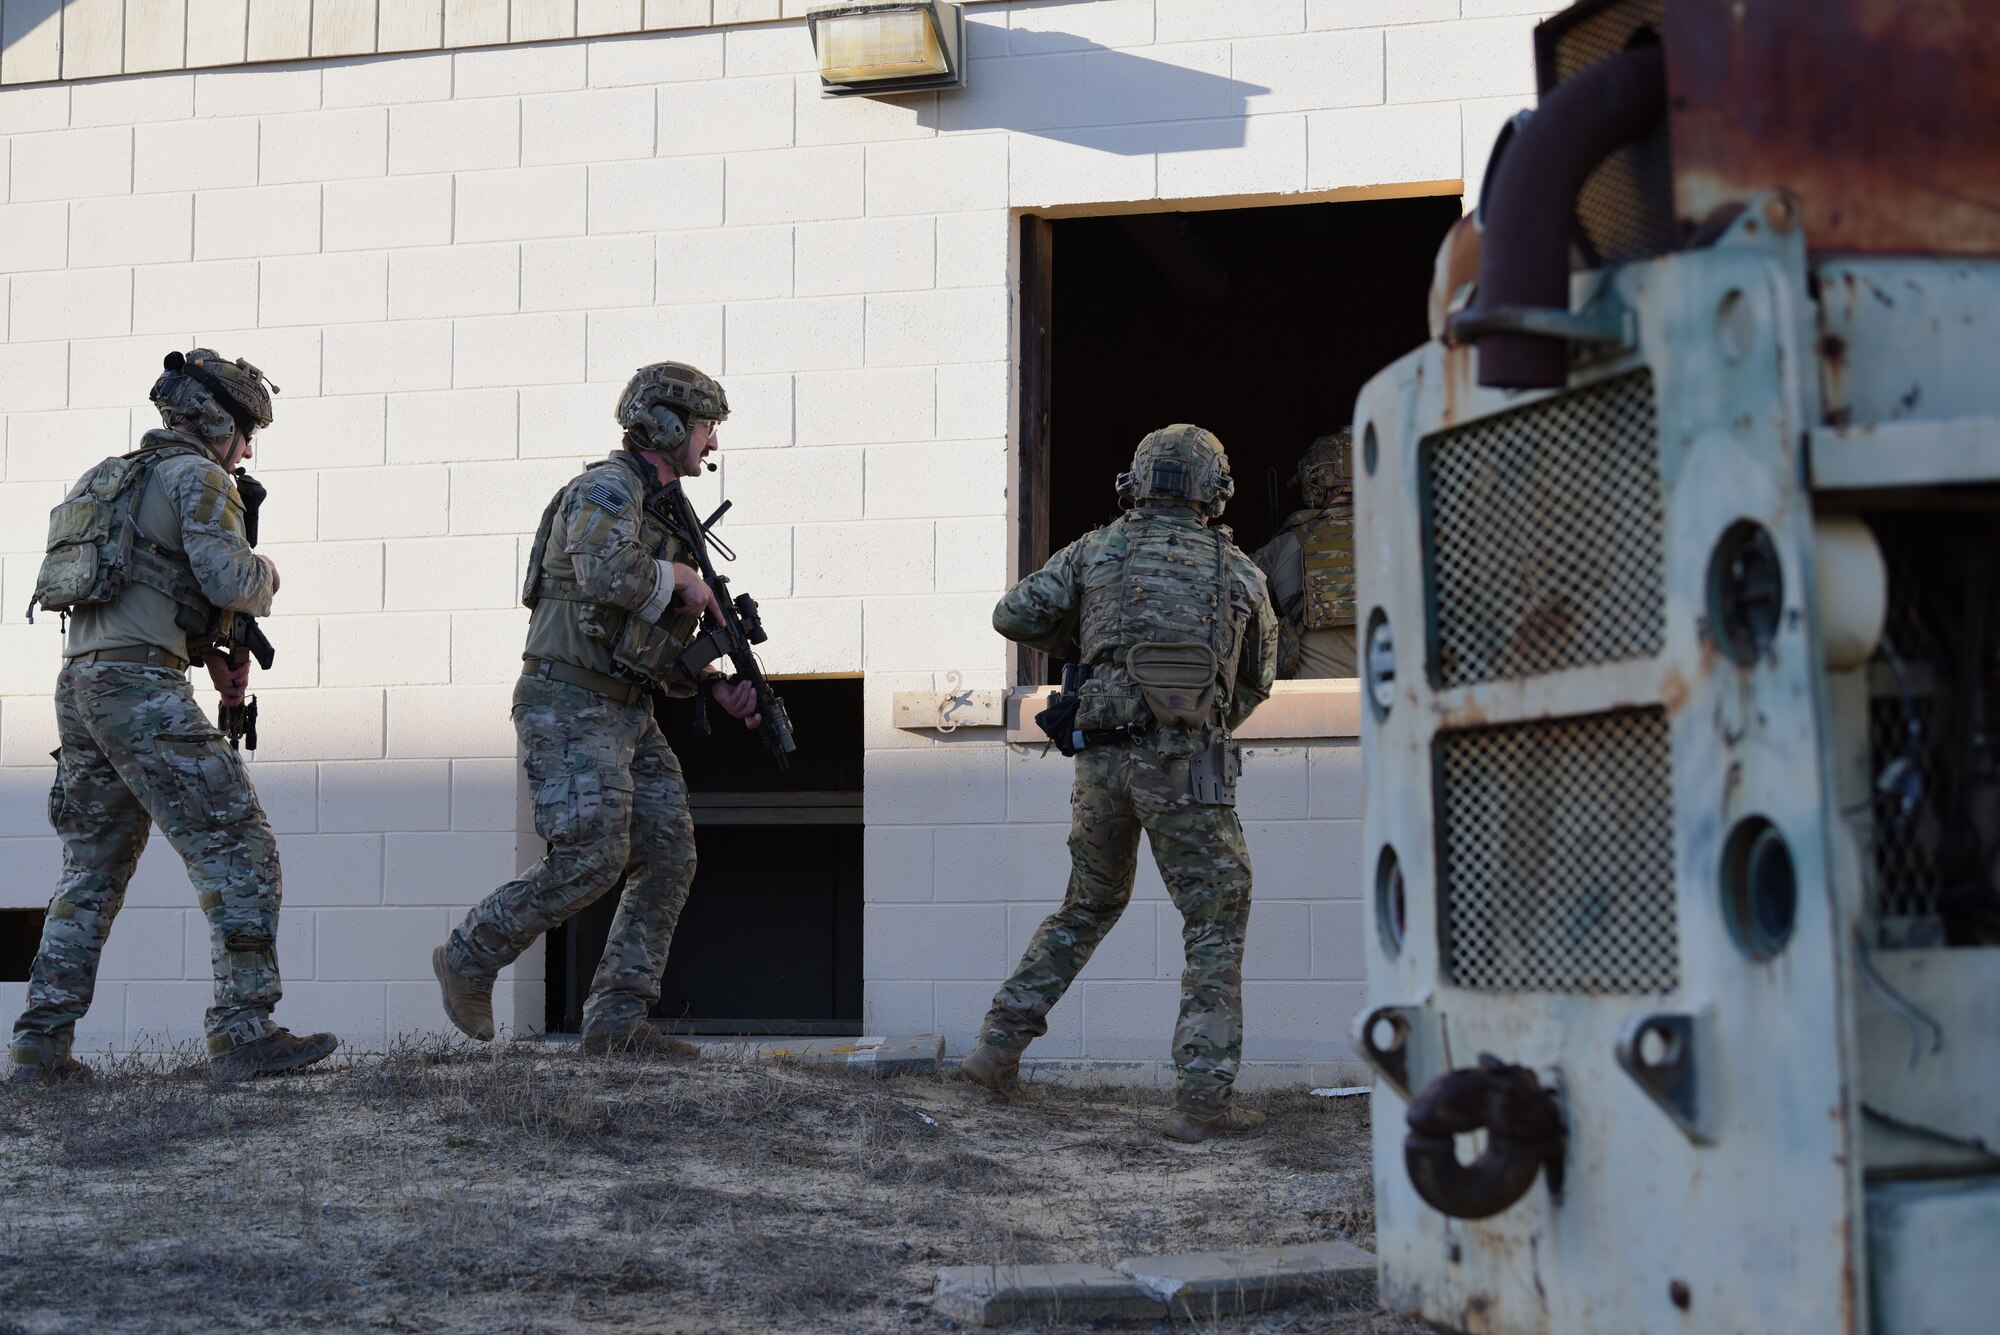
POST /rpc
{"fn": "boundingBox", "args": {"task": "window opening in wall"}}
[1017,196,1463,683]
[1,909,44,982]
[545,677,865,1036]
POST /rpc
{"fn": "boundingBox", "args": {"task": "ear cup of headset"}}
[648,403,688,453]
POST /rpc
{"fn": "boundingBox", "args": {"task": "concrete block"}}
[1307,740,1361,818]
[280,834,386,906]
[1307,100,1462,190]
[0,836,60,903]
[1003,747,1070,824]
[726,145,863,226]
[937,820,1070,911]
[454,312,585,388]
[1311,899,1365,981]
[245,0,312,62]
[386,683,518,758]
[323,52,454,107]
[0,84,68,137]
[933,1261,1167,1327]
[446,458,579,535]
[863,980,934,1035]
[710,372,791,448]
[698,519,788,595]
[523,234,653,312]
[321,612,452,687]
[864,745,1005,826]
[644,0,708,29]
[589,156,724,234]
[1386,15,1539,103]
[4,408,129,480]
[1158,0,1302,41]
[750,596,860,675]
[451,609,530,683]
[377,0,444,50]
[244,616,318,689]
[265,395,386,472]
[322,321,453,397]
[583,303,722,382]
[321,759,452,832]
[451,757,519,831]
[717,445,860,523]
[9,127,132,205]
[259,251,389,328]
[1244,899,1312,981]
[453,36,588,95]
[222,687,384,762]
[517,382,618,456]
[1078,979,1177,1057]
[657,224,791,303]
[934,516,1005,593]
[133,259,258,334]
[260,107,389,185]
[590,27,721,83]
[865,287,1007,368]
[68,336,170,412]
[1157,111,1307,200]
[73,72,194,127]
[1008,0,1152,54]
[794,519,931,597]
[243,759,317,834]
[1242,817,1360,900]
[524,88,656,168]
[445,0,511,49]
[385,831,517,904]
[0,765,56,838]
[726,296,861,375]
[934,211,1006,287]
[865,440,1005,519]
[316,906,452,980]
[867,135,1008,216]
[793,217,929,298]
[275,906,315,981]
[864,903,1005,981]
[124,981,213,1045]
[320,461,448,538]
[1242,979,1364,1061]
[1114,1240,1375,1319]
[387,243,521,322]
[1237,745,1310,821]
[0,697,60,768]
[193,67,320,120]
[1235,28,1385,114]
[389,99,521,176]
[194,184,322,260]
[795,367,932,446]
[385,535,519,609]
[794,76,935,148]
[864,824,933,903]
[183,323,323,397]
[385,389,519,464]
[1462,93,1534,207]
[455,165,587,243]
[1,1,64,85]
[0,202,69,275]
[1008,124,1157,208]
[9,268,131,344]
[511,0,579,41]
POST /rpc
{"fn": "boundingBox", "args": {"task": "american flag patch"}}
[583,481,625,512]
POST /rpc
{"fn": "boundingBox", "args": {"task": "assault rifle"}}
[660,482,799,770]
[217,469,276,752]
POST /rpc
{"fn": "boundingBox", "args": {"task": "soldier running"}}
[963,425,1279,1142]
[10,349,337,1085]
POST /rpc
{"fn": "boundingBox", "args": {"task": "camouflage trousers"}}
[9,663,283,1069]
[981,735,1253,1107]
[445,676,696,1040]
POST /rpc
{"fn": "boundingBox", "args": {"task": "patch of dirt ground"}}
[0,1041,1425,1335]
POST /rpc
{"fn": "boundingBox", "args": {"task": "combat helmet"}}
[616,361,730,455]
[1295,428,1353,509]
[150,349,279,449]
[1117,424,1235,518]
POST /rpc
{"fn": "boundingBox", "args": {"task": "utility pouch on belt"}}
[1034,663,1088,756]
[1126,641,1218,729]
[610,608,702,683]
[1189,734,1243,806]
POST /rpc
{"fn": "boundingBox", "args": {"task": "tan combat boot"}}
[580,1023,699,1059]
[211,1027,339,1081]
[6,1055,90,1088]
[1162,1096,1268,1144]
[432,944,495,1042]
[959,1043,1021,1097]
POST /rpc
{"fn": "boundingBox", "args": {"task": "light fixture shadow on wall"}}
[806,1,967,98]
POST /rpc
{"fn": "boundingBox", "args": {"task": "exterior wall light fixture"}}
[806,2,967,97]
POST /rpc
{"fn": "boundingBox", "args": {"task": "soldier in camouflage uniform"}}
[963,425,1279,1143]
[1253,430,1358,679]
[9,349,338,1086]
[432,362,762,1056]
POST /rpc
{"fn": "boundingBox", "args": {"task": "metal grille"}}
[1868,540,1944,932]
[1438,708,1679,993]
[1424,370,1665,689]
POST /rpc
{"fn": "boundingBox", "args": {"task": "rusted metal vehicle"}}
[1350,2,2000,1330]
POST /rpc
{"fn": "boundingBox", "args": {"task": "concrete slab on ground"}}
[933,1263,1168,1327]
[1115,1240,1376,1319]
[749,1034,943,1076]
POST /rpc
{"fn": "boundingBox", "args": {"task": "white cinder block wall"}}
[0,1,1547,1068]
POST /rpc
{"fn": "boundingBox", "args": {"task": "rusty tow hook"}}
[1405,1055,1566,1220]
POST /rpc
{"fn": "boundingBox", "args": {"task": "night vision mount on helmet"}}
[1116,424,1236,518]
[616,361,730,459]
[149,348,278,449]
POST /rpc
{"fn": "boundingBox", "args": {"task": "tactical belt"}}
[530,576,592,604]
[521,655,649,707]
[69,645,190,672]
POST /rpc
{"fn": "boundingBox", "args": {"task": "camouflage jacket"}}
[65,430,275,663]
[995,508,1278,733]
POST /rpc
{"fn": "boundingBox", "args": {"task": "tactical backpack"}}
[29,445,213,626]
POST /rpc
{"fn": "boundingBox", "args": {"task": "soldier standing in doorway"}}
[963,425,1279,1142]
[432,362,763,1056]
[10,349,338,1085]
[1253,430,1358,679]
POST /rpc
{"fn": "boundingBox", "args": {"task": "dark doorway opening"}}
[2,909,43,981]
[1018,195,1462,681]
[545,677,865,1036]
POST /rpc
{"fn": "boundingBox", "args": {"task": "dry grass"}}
[0,1040,1422,1335]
